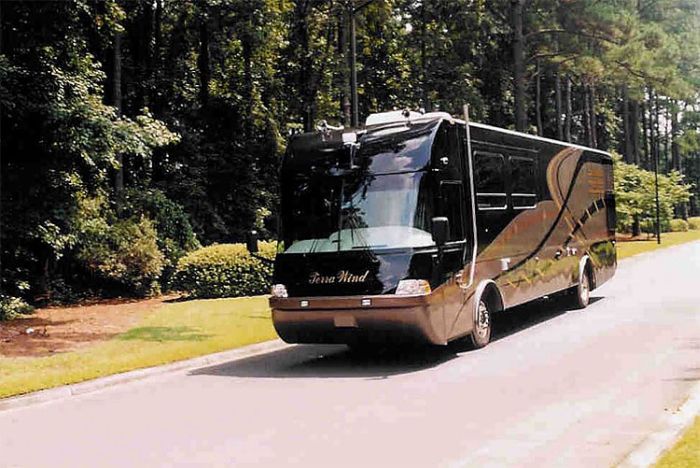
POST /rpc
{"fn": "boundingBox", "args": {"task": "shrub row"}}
[689,217,700,231]
[171,242,277,298]
[637,218,699,234]
[669,219,689,232]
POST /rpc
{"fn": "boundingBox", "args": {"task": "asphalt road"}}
[2,242,699,467]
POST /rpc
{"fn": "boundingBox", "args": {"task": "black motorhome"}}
[262,110,616,348]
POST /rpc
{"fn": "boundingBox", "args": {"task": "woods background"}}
[1,0,699,308]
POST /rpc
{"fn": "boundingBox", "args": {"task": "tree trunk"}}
[664,100,671,174]
[420,0,430,111]
[141,0,154,109]
[242,39,254,138]
[198,13,210,108]
[589,83,597,148]
[630,99,640,165]
[535,60,543,136]
[564,76,572,142]
[338,14,351,125]
[641,98,649,170]
[648,88,656,173]
[671,101,680,172]
[622,86,633,163]
[153,0,162,111]
[113,30,124,194]
[653,90,661,174]
[554,68,563,140]
[583,84,591,146]
[512,0,527,132]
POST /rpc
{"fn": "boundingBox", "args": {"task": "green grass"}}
[654,417,700,468]
[0,296,277,399]
[616,230,700,259]
[2,228,700,400]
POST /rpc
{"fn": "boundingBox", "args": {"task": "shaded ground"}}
[0,296,176,357]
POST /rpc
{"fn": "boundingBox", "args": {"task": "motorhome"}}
[258,110,616,348]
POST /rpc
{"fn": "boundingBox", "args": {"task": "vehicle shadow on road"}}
[191,294,606,380]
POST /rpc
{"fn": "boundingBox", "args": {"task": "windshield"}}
[281,171,434,253]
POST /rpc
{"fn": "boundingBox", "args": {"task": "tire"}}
[469,298,492,348]
[570,266,591,309]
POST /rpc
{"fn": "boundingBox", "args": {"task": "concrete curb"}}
[0,339,291,413]
[618,381,700,467]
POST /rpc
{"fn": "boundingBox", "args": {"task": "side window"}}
[440,182,465,241]
[474,152,507,210]
[510,156,537,209]
[432,123,462,179]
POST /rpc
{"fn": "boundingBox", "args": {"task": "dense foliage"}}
[1,1,699,307]
[172,242,277,298]
[613,155,691,233]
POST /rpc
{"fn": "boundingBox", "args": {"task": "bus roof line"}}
[375,114,612,157]
[458,120,612,157]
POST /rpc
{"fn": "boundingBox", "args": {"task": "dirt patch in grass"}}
[0,295,177,358]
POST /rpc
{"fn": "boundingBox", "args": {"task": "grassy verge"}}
[655,417,700,468]
[0,296,276,399]
[616,230,700,259]
[2,229,700,400]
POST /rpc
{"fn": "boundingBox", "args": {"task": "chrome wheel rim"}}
[476,300,490,338]
[580,274,590,304]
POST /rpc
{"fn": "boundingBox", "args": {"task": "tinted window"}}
[475,153,505,193]
[510,156,537,209]
[475,152,506,210]
[511,157,536,194]
[432,123,462,179]
[440,182,465,241]
[356,122,436,174]
[281,172,436,253]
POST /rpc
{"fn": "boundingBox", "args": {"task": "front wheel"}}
[469,299,492,348]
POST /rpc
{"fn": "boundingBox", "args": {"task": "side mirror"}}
[246,230,259,254]
[431,217,449,247]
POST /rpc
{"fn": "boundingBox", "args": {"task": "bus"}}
[251,109,616,348]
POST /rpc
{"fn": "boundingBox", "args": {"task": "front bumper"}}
[269,294,445,345]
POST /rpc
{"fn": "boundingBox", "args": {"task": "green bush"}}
[0,295,34,321]
[76,217,165,296]
[172,242,276,298]
[669,219,689,232]
[121,189,200,286]
[689,217,700,230]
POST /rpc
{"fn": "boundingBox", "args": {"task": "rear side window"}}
[474,152,506,210]
[510,156,537,209]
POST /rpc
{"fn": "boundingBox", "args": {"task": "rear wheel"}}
[570,266,591,309]
[469,299,492,348]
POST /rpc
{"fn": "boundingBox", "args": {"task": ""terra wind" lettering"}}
[308,270,370,284]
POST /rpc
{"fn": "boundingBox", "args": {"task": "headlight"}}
[395,279,431,296]
[271,284,288,298]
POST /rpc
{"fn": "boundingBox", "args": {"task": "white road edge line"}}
[617,381,700,468]
[0,339,292,412]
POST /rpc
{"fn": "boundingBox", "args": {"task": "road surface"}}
[1,242,699,467]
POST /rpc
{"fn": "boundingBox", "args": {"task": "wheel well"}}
[481,283,505,313]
